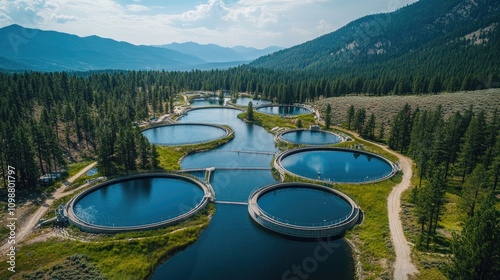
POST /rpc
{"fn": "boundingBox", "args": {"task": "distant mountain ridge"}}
[158,42,282,63]
[0,24,280,72]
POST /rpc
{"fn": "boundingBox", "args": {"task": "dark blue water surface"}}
[281,149,393,183]
[151,108,355,280]
[281,130,342,145]
[258,187,352,226]
[74,177,204,227]
[190,97,230,107]
[142,124,226,146]
[234,97,271,106]
[256,105,311,115]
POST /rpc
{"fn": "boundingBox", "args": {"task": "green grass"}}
[238,111,316,132]
[156,126,235,171]
[338,174,402,279]
[439,193,464,233]
[157,146,184,170]
[67,160,94,177]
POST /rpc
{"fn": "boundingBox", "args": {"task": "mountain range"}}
[251,0,500,75]
[158,42,282,63]
[0,24,281,72]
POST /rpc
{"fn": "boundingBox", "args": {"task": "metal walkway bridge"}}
[179,167,272,173]
[220,150,276,156]
[214,201,249,206]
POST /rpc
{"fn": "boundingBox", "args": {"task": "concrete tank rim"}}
[274,146,397,185]
[276,129,345,146]
[248,182,359,231]
[141,122,234,146]
[66,173,210,233]
[184,106,244,114]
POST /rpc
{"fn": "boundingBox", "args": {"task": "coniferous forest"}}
[385,104,499,278]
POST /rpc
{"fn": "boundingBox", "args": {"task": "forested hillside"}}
[252,0,500,94]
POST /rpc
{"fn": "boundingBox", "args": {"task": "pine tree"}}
[362,113,376,139]
[151,144,160,169]
[325,104,332,129]
[489,134,500,191]
[483,109,499,167]
[347,105,355,130]
[137,133,151,170]
[247,101,254,121]
[440,112,466,179]
[169,97,174,114]
[97,125,114,175]
[460,164,489,218]
[448,193,500,280]
[114,127,137,171]
[352,108,366,134]
[415,167,446,249]
[389,104,413,152]
[218,90,224,105]
[297,119,303,129]
[457,112,487,183]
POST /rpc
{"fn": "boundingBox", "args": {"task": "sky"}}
[0,0,418,49]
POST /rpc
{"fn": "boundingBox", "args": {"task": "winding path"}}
[1,162,97,253]
[331,126,418,279]
[379,146,418,279]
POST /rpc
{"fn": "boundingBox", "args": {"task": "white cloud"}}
[126,4,149,13]
[52,13,77,23]
[316,19,332,34]
[175,0,229,28]
[225,5,278,27]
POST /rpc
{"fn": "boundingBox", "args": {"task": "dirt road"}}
[330,126,418,279]
[1,162,97,253]
[383,149,418,279]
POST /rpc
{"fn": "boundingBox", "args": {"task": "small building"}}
[309,125,321,131]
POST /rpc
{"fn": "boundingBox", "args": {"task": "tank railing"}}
[148,138,225,146]
[100,169,202,182]
[257,207,354,228]
[281,139,343,146]
[315,172,394,183]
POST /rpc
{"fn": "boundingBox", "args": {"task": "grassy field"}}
[238,110,317,132]
[314,89,500,129]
